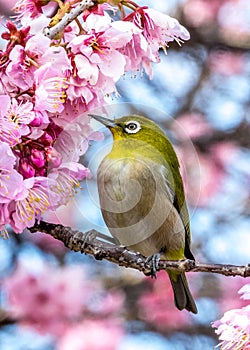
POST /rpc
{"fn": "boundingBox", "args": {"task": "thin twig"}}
[29,221,250,278]
[43,0,95,39]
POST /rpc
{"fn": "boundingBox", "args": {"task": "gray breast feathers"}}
[97,156,185,254]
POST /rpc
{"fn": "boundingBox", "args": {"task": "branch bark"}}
[43,0,95,39]
[29,221,250,278]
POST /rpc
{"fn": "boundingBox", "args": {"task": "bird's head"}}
[89,114,179,166]
[89,114,166,142]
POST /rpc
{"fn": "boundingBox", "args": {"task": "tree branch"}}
[29,221,250,278]
[43,0,95,39]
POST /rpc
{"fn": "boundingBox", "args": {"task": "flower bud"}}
[30,149,46,168]
[19,158,36,178]
[39,132,54,146]
[46,147,62,168]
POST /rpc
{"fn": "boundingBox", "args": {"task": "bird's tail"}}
[168,271,198,314]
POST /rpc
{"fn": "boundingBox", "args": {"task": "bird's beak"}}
[89,114,116,128]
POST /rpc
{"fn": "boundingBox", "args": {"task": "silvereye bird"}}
[90,114,197,314]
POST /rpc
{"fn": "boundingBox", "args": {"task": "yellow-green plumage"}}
[91,114,197,314]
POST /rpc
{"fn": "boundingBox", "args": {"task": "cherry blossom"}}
[57,320,124,350]
[0,142,26,204]
[35,70,69,114]
[86,289,125,316]
[124,6,190,61]
[3,264,94,336]
[175,113,212,140]
[0,95,35,146]
[106,20,152,75]
[239,284,250,301]
[53,114,104,162]
[183,0,222,27]
[3,262,125,338]
[209,51,246,76]
[8,176,59,232]
[0,0,190,234]
[14,0,47,20]
[5,45,36,91]
[212,305,250,350]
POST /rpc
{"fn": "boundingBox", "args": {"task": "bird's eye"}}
[124,120,141,134]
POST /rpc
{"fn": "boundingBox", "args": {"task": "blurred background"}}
[1,0,250,349]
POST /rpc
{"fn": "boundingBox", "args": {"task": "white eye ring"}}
[124,120,141,134]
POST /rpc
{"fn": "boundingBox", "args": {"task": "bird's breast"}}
[97,155,185,256]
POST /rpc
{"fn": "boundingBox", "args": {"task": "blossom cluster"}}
[0,0,190,233]
[212,284,250,350]
[3,263,125,348]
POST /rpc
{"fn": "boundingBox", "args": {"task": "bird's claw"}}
[145,253,161,278]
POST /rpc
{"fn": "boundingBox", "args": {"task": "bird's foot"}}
[145,253,161,278]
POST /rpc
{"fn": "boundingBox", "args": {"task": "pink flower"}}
[57,320,124,350]
[69,24,126,84]
[82,3,115,21]
[125,7,190,49]
[239,284,250,301]
[65,77,96,116]
[3,263,125,339]
[0,203,10,231]
[62,22,80,43]
[86,289,125,316]
[3,33,50,94]
[175,113,212,140]
[35,72,68,114]
[0,110,20,147]
[34,46,71,114]
[67,15,137,107]
[84,11,112,32]
[0,142,26,204]
[29,109,49,127]
[39,45,72,73]
[16,121,62,179]
[48,162,92,205]
[183,0,221,27]
[1,21,30,50]
[212,305,250,350]
[8,176,60,233]
[34,64,68,114]
[8,97,35,127]
[105,20,152,75]
[3,264,94,336]
[53,113,104,162]
[0,95,35,146]
[209,51,246,76]
[3,33,51,94]
[14,0,47,19]
[218,0,250,39]
[5,45,36,91]
[73,53,99,84]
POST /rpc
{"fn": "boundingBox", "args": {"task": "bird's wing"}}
[163,164,195,261]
